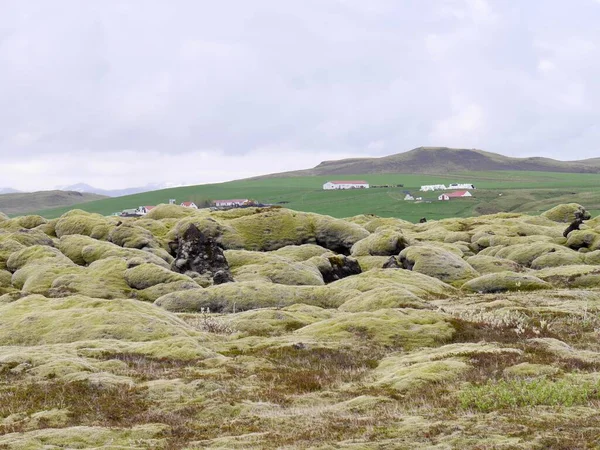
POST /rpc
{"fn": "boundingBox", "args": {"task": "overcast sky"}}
[1,0,600,191]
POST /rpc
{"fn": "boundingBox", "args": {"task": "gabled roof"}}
[213,199,249,203]
[143,206,155,210]
[327,180,369,184]
[446,191,470,197]
[181,201,195,206]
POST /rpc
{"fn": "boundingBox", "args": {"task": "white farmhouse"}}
[448,183,476,189]
[213,199,249,207]
[420,184,447,192]
[404,194,415,201]
[323,180,370,190]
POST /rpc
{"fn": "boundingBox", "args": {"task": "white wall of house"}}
[323,182,369,190]
[448,183,475,189]
[420,184,447,191]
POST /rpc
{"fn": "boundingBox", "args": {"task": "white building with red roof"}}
[323,180,370,190]
[438,191,472,201]
[180,201,198,209]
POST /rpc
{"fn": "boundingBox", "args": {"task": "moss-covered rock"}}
[54,209,112,240]
[330,268,457,298]
[49,257,132,299]
[0,238,24,270]
[542,203,589,223]
[350,229,407,257]
[346,215,414,233]
[124,263,196,290]
[355,255,391,271]
[6,229,55,247]
[272,244,330,261]
[0,294,206,346]
[462,271,552,293]
[565,229,600,251]
[109,223,156,249]
[535,265,600,288]
[155,282,354,313]
[466,255,524,274]
[228,305,336,337]
[493,242,567,267]
[12,215,48,230]
[530,250,584,269]
[0,211,8,221]
[6,245,70,272]
[136,280,201,302]
[312,215,370,254]
[399,245,479,285]
[338,287,429,312]
[145,203,198,219]
[503,362,561,378]
[293,309,455,349]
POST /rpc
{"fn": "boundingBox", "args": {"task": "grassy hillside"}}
[0,190,106,216]
[266,147,600,177]
[31,170,600,222]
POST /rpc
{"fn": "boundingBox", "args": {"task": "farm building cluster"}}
[118,198,258,217]
[420,183,476,191]
[322,180,370,190]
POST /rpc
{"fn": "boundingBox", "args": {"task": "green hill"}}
[0,190,106,216]
[30,170,600,222]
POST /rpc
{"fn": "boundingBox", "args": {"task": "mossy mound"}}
[124,263,196,290]
[565,229,600,251]
[167,215,237,247]
[272,244,330,261]
[0,211,8,221]
[350,229,407,257]
[355,255,391,271]
[466,255,524,274]
[542,203,588,223]
[330,268,457,298]
[59,235,169,268]
[0,424,169,449]
[6,245,70,272]
[49,257,132,299]
[535,265,600,288]
[338,287,429,312]
[530,250,585,269]
[399,245,479,285]
[0,238,24,270]
[145,203,198,219]
[154,282,354,313]
[462,271,552,293]
[109,223,157,249]
[10,215,48,230]
[136,280,201,302]
[54,209,112,240]
[0,294,205,346]
[5,228,55,247]
[503,363,561,378]
[293,309,455,350]
[372,343,521,391]
[312,215,370,254]
[345,215,414,232]
[228,305,336,337]
[493,242,567,267]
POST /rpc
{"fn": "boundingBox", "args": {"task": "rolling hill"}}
[0,190,107,216]
[255,147,600,178]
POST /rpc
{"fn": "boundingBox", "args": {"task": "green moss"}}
[399,245,479,286]
[108,223,156,249]
[354,255,390,271]
[272,244,330,261]
[350,229,407,257]
[375,359,469,391]
[542,203,588,223]
[466,255,524,274]
[503,363,561,378]
[293,309,455,349]
[0,238,25,270]
[0,424,168,449]
[144,203,198,219]
[49,257,132,299]
[135,280,203,302]
[5,229,55,247]
[155,281,354,313]
[228,306,336,337]
[535,265,600,288]
[124,263,195,290]
[565,229,600,251]
[330,268,457,298]
[462,271,552,293]
[0,294,205,346]
[0,211,8,221]
[166,214,238,247]
[6,245,71,272]
[312,214,370,253]
[54,209,112,240]
[531,250,584,269]
[13,215,48,230]
[494,242,566,267]
[338,287,429,312]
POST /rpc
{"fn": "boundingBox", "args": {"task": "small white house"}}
[439,190,472,201]
[135,206,155,215]
[323,180,370,190]
[180,201,198,209]
[438,194,450,201]
[420,184,447,192]
[404,194,415,201]
[214,199,249,207]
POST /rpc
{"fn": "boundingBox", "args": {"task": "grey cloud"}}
[1,0,599,188]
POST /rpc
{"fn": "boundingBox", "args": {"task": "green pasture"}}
[31,171,600,222]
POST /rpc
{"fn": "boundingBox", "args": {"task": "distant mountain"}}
[254,147,600,178]
[0,190,107,216]
[0,187,22,195]
[59,182,187,197]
